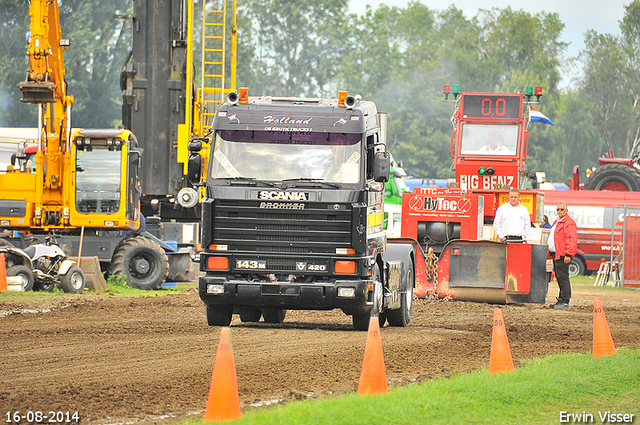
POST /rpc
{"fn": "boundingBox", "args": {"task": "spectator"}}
[548,202,578,310]
[493,188,531,242]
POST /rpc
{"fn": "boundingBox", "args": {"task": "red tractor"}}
[583,146,640,191]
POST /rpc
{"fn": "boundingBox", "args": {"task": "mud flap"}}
[387,237,434,299]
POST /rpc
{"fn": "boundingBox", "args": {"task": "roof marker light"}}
[238,87,249,104]
[338,91,348,108]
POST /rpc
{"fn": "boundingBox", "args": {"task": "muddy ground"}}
[1,283,639,424]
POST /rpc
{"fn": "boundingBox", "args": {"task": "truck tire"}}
[239,307,262,323]
[206,304,232,326]
[352,263,386,331]
[59,266,85,294]
[110,236,169,290]
[387,262,414,327]
[583,163,640,191]
[568,257,586,277]
[262,308,287,324]
[7,265,34,292]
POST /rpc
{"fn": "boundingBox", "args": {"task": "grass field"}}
[188,348,639,425]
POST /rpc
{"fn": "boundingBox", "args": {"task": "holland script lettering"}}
[263,115,313,125]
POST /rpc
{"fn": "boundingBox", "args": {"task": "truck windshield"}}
[211,130,362,183]
[75,147,121,214]
[459,124,519,156]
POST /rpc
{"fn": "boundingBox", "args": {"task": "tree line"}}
[2,0,640,183]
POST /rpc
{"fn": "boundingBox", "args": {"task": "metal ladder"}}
[199,0,236,133]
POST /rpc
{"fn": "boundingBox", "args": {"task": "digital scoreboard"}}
[461,94,522,119]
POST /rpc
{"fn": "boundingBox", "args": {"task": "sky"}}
[348,0,629,61]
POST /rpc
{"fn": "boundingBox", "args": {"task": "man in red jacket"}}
[548,202,578,309]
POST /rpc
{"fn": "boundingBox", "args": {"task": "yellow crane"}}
[0,0,174,292]
[1,0,142,232]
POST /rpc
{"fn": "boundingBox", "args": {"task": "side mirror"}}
[188,152,202,185]
[373,151,390,183]
[188,138,203,153]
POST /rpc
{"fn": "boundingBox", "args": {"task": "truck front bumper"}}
[199,275,372,315]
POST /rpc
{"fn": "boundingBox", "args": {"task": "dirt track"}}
[1,284,639,424]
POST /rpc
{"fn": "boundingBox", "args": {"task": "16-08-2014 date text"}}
[5,411,79,424]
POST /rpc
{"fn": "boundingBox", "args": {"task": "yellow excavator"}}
[0,0,170,290]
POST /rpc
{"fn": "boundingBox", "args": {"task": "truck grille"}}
[213,199,352,255]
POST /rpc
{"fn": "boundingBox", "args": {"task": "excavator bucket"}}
[76,256,109,292]
[18,81,56,104]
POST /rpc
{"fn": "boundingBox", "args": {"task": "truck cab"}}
[194,90,415,330]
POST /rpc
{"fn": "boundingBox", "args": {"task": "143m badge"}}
[236,260,266,270]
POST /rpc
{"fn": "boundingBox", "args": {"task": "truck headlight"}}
[207,284,225,294]
[338,287,356,298]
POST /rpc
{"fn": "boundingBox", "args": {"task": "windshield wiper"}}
[281,178,340,189]
[216,176,275,187]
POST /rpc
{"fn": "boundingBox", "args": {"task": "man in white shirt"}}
[493,188,531,242]
[481,134,512,154]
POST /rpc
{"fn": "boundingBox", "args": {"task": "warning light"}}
[478,167,495,176]
[524,86,533,102]
[238,87,249,104]
[444,84,460,100]
[535,86,543,101]
[338,91,348,107]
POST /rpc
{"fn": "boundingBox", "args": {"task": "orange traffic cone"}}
[357,316,388,395]
[489,308,515,374]
[204,327,241,422]
[593,298,616,358]
[0,253,7,292]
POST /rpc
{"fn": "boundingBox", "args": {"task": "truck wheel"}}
[352,264,385,331]
[239,308,262,323]
[583,163,640,191]
[7,265,34,292]
[206,304,232,326]
[262,308,286,323]
[110,236,169,290]
[568,257,586,276]
[60,266,85,294]
[387,262,414,327]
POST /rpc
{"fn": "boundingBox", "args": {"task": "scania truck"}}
[190,89,417,330]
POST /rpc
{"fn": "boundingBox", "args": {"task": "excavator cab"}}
[68,128,143,231]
